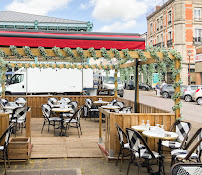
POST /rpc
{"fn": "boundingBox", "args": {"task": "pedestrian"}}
[161,81,167,89]
[155,82,160,96]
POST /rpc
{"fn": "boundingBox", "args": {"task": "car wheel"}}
[141,87,146,91]
[184,95,192,102]
[162,92,169,98]
[197,98,202,105]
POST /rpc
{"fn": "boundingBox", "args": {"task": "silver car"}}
[183,85,202,102]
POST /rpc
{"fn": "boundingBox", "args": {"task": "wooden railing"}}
[99,107,175,157]
[5,95,115,118]
[117,97,171,113]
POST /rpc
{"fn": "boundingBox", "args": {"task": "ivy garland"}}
[137,49,147,62]
[88,47,98,60]
[111,48,121,61]
[76,47,86,62]
[38,46,52,60]
[23,46,35,59]
[63,47,76,61]
[113,71,118,93]
[0,58,7,95]
[0,49,8,58]
[52,46,65,60]
[10,45,22,59]
[100,47,111,60]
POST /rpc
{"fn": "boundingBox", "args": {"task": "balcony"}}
[157,28,159,31]
[168,21,172,25]
[154,42,164,48]
[193,37,202,45]
[160,26,163,29]
[167,39,173,47]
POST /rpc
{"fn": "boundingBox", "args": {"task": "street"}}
[123,90,202,125]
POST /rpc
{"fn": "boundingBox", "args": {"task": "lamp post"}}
[187,50,192,85]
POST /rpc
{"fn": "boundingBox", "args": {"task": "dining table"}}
[93,100,109,106]
[51,107,72,136]
[101,105,120,112]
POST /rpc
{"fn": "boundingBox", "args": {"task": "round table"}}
[52,107,72,136]
[132,125,149,132]
[93,100,109,106]
[101,105,120,110]
[142,130,178,154]
[53,104,72,108]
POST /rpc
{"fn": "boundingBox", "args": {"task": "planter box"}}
[8,137,31,160]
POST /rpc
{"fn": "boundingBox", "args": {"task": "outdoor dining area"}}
[0,44,201,175]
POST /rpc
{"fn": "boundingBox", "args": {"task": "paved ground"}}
[0,158,173,175]
[123,90,202,124]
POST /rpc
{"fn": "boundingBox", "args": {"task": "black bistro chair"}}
[0,124,13,175]
[85,98,99,120]
[63,106,83,137]
[126,128,165,175]
[171,128,202,165]
[41,104,61,136]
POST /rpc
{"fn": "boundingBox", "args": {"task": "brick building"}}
[147,0,202,85]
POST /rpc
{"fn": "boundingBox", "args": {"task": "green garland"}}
[52,46,65,59]
[76,47,86,62]
[111,48,121,61]
[113,71,118,93]
[38,46,52,60]
[88,47,98,60]
[137,49,147,62]
[100,47,111,60]
[0,58,7,95]
[0,49,8,58]
[10,45,22,59]
[23,46,35,59]
[63,47,76,61]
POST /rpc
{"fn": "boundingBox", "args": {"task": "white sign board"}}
[195,54,202,62]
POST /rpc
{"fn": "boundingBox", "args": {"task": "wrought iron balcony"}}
[193,37,202,45]
[168,21,172,25]
[160,26,163,29]
[167,39,173,47]
[154,42,164,48]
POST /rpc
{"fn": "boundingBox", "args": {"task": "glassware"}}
[160,125,165,136]
[146,120,150,130]
[141,120,145,128]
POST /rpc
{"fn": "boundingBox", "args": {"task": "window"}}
[191,86,198,90]
[161,34,163,42]
[160,16,163,28]
[195,28,201,42]
[150,39,153,46]
[194,8,201,20]
[168,11,172,24]
[168,31,172,40]
[10,74,24,84]
[157,36,159,43]
[150,23,153,34]
[157,19,159,31]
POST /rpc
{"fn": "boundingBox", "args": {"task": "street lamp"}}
[187,50,192,85]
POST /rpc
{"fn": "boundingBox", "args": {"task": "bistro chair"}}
[115,124,131,172]
[171,163,202,175]
[114,101,125,108]
[126,128,165,175]
[41,104,61,136]
[63,106,83,137]
[162,120,191,150]
[0,124,13,175]
[10,107,29,137]
[60,97,71,103]
[0,98,8,109]
[68,101,78,114]
[85,98,99,120]
[171,128,202,165]
[110,99,117,105]
[47,97,58,108]
[119,106,132,113]
[14,97,27,107]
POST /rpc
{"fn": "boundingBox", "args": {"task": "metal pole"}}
[82,62,83,95]
[134,59,138,113]
[189,56,191,85]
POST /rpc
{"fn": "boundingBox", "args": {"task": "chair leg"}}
[21,123,23,133]
[53,121,56,136]
[120,149,125,172]
[126,154,134,175]
[79,124,82,135]
[5,148,10,168]
[41,121,46,133]
[116,148,121,166]
[3,150,7,175]
[77,124,80,138]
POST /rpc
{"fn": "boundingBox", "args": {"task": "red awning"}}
[0,30,145,50]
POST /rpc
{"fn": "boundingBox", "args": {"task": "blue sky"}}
[0,0,159,34]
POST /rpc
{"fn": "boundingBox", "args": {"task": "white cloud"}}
[98,20,136,32]
[92,0,150,22]
[6,0,72,15]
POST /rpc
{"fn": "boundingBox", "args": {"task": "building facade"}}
[0,11,93,32]
[147,0,202,85]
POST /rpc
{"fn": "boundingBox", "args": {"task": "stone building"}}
[146,0,202,85]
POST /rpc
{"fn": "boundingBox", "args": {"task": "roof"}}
[0,11,88,24]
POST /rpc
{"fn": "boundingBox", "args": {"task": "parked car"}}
[183,85,202,102]
[124,81,151,91]
[193,87,202,105]
[160,84,187,98]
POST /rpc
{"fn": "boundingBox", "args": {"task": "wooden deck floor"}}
[15,118,105,159]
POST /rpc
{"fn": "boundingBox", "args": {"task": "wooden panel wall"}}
[5,95,115,118]
[0,113,9,145]
[104,112,176,155]
[117,97,172,113]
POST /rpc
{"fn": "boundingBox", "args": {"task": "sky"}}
[0,0,160,34]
